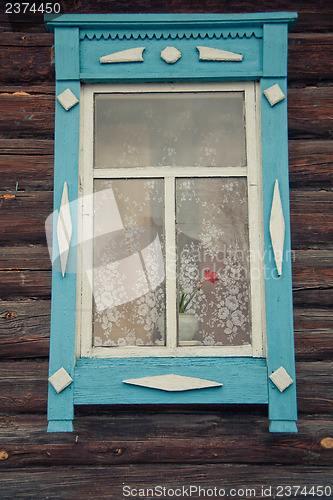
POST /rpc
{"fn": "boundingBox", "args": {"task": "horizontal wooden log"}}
[0,191,52,244]
[0,155,53,191]
[288,86,333,140]
[0,300,332,360]
[0,85,332,140]
[1,139,332,190]
[0,413,332,468]
[0,138,54,154]
[0,361,331,414]
[0,464,332,499]
[288,140,333,188]
[1,32,333,83]
[0,246,331,298]
[0,299,50,359]
[0,92,55,139]
[288,34,333,82]
[0,189,332,246]
[1,0,332,32]
[290,190,333,247]
[1,299,332,360]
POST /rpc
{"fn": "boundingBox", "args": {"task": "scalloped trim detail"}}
[80,29,262,41]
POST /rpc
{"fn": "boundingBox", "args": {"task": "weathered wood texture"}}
[1,0,332,32]
[1,33,332,83]
[0,1,332,497]
[1,86,332,139]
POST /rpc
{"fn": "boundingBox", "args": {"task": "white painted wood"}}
[269,366,293,392]
[100,47,145,63]
[91,344,253,358]
[264,84,285,107]
[269,179,285,276]
[93,167,247,178]
[78,82,265,359]
[57,182,72,278]
[245,83,266,357]
[48,367,73,393]
[57,88,79,111]
[77,84,94,358]
[197,46,243,61]
[165,177,177,349]
[123,374,222,391]
[161,46,182,64]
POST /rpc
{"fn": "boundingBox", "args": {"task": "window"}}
[78,82,265,358]
[46,13,298,434]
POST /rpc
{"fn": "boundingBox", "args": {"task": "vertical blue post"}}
[47,27,80,432]
[262,23,297,432]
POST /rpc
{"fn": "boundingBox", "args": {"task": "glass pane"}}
[176,178,251,346]
[95,92,245,168]
[93,179,165,347]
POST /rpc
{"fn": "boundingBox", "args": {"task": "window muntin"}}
[78,82,265,358]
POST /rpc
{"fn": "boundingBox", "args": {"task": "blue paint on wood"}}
[269,420,298,433]
[263,24,288,77]
[46,13,298,31]
[261,77,297,429]
[54,27,80,80]
[47,420,74,433]
[80,36,261,83]
[47,24,80,431]
[46,13,298,432]
[74,358,268,405]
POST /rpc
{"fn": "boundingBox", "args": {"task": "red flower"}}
[204,269,219,284]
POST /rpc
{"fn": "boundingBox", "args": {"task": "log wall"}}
[0,1,332,498]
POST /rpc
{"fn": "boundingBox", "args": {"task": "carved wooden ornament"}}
[264,84,285,107]
[197,46,243,61]
[57,89,79,111]
[269,366,293,392]
[269,179,285,276]
[57,182,72,277]
[123,374,222,392]
[161,47,182,64]
[49,367,73,393]
[100,47,145,63]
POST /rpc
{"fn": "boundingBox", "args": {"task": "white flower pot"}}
[157,313,199,343]
[178,313,199,342]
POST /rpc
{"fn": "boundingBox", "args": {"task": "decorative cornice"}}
[79,29,262,41]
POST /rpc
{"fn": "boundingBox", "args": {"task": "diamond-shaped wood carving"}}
[57,182,72,277]
[264,84,285,107]
[269,366,293,392]
[57,89,79,111]
[123,374,222,392]
[269,179,285,276]
[49,367,73,393]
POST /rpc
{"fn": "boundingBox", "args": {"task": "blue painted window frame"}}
[46,13,298,433]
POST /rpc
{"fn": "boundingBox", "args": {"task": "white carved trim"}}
[269,366,293,392]
[264,84,285,107]
[100,47,145,63]
[57,182,72,278]
[48,367,73,393]
[161,46,182,64]
[269,179,285,276]
[123,374,222,392]
[57,88,79,111]
[197,46,243,61]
